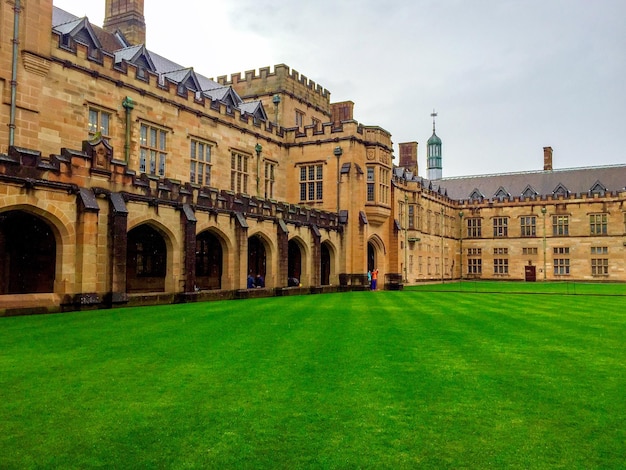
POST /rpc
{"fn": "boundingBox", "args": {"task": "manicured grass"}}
[1,286,625,468]
[408,280,626,295]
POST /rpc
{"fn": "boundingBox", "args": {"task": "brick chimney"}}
[399,142,418,175]
[331,101,354,125]
[543,146,553,171]
[103,0,146,46]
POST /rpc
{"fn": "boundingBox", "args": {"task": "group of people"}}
[248,271,377,289]
[247,273,265,289]
[367,268,379,290]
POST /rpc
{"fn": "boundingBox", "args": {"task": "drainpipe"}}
[255,143,262,197]
[122,97,134,163]
[9,0,21,147]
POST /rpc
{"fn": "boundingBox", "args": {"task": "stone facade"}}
[1,1,625,315]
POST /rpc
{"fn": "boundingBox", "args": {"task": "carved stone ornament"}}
[83,133,113,171]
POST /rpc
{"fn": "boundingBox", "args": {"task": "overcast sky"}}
[53,0,625,178]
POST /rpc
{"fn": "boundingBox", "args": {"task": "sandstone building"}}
[1,0,625,314]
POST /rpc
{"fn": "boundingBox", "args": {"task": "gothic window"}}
[139,123,167,176]
[493,217,508,237]
[366,166,375,202]
[88,107,111,140]
[264,161,276,199]
[520,216,536,237]
[231,151,249,194]
[299,164,323,202]
[589,213,608,235]
[467,218,482,238]
[552,215,569,236]
[190,139,212,186]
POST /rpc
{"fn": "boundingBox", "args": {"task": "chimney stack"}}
[331,101,354,126]
[399,142,418,176]
[103,0,146,46]
[543,146,553,171]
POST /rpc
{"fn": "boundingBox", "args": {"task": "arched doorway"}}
[288,239,302,286]
[126,224,166,293]
[0,211,56,294]
[367,241,376,272]
[321,242,331,286]
[248,235,266,286]
[196,231,223,290]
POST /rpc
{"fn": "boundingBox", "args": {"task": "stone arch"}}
[196,228,228,290]
[367,234,386,272]
[288,236,308,286]
[0,210,56,294]
[320,240,335,286]
[127,217,181,293]
[0,204,73,295]
[126,222,172,293]
[248,231,275,288]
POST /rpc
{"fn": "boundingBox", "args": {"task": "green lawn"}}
[1,285,625,468]
[408,280,626,296]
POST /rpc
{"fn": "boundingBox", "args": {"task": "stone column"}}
[181,204,197,293]
[310,225,321,287]
[109,193,128,304]
[233,212,249,290]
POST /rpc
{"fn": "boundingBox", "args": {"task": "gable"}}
[494,186,510,200]
[521,185,538,199]
[589,180,607,196]
[553,182,570,197]
[469,188,484,201]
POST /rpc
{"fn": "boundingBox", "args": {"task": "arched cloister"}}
[288,236,309,286]
[196,229,225,290]
[248,232,277,288]
[320,241,334,286]
[126,224,168,293]
[0,210,57,294]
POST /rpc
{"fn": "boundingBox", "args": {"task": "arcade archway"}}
[367,241,376,272]
[196,230,223,290]
[321,242,332,286]
[288,239,302,286]
[248,235,266,284]
[126,224,167,293]
[0,211,56,294]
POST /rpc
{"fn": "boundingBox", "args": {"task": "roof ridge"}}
[440,163,626,181]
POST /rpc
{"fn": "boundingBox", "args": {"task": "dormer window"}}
[61,34,74,50]
[494,186,510,201]
[553,183,570,197]
[469,188,484,201]
[521,185,538,199]
[589,181,607,197]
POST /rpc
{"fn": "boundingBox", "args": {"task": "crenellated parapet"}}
[216,64,332,115]
[217,64,330,101]
[281,121,393,154]
[0,144,342,233]
[46,36,288,146]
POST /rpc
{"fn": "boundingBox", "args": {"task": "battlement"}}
[216,64,331,105]
[47,34,289,142]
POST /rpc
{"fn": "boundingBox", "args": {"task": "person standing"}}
[367,270,372,289]
[371,268,378,290]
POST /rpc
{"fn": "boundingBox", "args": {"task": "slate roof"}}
[51,6,265,119]
[431,165,626,201]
